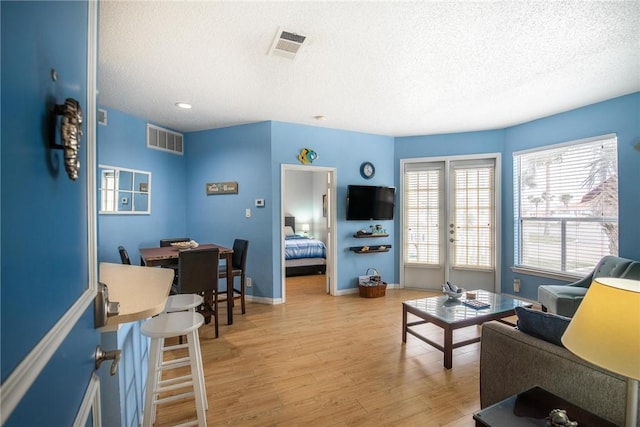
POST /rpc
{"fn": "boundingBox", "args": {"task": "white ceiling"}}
[98,1,640,137]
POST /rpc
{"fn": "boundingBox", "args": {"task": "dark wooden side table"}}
[473,386,617,427]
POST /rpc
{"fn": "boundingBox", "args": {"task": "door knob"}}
[95,346,121,376]
[449,238,456,243]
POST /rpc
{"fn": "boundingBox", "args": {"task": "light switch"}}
[245,208,251,218]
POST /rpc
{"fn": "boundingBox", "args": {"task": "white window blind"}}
[514,134,618,276]
[452,165,494,269]
[404,164,442,265]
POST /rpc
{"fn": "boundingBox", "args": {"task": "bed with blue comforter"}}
[285,235,326,260]
[284,216,327,276]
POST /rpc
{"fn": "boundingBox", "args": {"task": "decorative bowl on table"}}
[171,240,198,250]
[442,285,465,299]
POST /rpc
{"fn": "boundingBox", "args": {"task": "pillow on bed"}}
[284,226,295,236]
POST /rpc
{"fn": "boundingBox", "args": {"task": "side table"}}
[473,386,617,427]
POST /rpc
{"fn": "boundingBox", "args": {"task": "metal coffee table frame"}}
[402,290,531,369]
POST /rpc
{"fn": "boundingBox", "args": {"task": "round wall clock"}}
[360,161,375,179]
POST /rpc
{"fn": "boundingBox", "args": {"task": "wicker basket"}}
[359,282,387,298]
[358,268,386,298]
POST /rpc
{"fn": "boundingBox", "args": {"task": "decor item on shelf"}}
[561,277,640,427]
[370,224,386,234]
[360,161,375,179]
[298,148,317,164]
[50,96,83,180]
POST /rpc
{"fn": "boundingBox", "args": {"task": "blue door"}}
[1,1,101,425]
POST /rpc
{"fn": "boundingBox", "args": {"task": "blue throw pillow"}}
[515,306,571,347]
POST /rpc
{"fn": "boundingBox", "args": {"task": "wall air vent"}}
[146,124,183,155]
[98,109,107,126]
[268,28,307,59]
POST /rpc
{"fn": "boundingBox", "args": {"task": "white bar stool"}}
[141,311,207,427]
[162,294,208,410]
[164,294,203,313]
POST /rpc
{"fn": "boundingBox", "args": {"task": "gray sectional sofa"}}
[480,320,638,426]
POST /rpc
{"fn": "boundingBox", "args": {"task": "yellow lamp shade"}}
[561,277,640,381]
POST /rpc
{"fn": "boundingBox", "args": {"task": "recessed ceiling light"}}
[175,102,192,109]
[314,115,327,121]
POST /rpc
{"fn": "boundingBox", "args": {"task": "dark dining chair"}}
[160,238,190,288]
[118,246,131,265]
[218,239,249,314]
[178,247,220,338]
[160,237,191,247]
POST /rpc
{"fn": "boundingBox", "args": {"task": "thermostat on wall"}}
[255,199,265,207]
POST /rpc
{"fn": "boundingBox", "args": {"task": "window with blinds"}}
[514,134,618,276]
[453,165,494,269]
[404,165,442,265]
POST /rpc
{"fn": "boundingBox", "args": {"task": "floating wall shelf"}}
[349,245,392,254]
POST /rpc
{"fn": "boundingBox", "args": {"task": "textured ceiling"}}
[98,1,640,137]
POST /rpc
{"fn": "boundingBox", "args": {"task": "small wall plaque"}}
[206,181,238,195]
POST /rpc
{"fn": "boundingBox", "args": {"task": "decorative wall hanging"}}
[206,181,238,195]
[50,97,83,180]
[298,148,317,164]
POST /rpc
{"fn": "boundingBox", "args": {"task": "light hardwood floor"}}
[154,275,505,426]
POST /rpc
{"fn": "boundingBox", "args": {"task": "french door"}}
[401,155,500,292]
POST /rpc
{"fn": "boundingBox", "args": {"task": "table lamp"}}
[301,223,310,236]
[561,277,640,427]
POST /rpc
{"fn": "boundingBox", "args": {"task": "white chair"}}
[141,311,207,427]
[165,293,203,313]
[163,294,207,410]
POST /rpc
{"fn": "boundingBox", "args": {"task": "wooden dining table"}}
[138,243,235,325]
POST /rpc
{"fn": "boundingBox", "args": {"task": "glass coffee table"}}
[402,290,531,369]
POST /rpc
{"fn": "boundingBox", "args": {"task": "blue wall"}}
[501,93,640,300]
[185,122,274,298]
[97,109,190,425]
[98,108,187,264]
[100,93,639,302]
[393,93,639,301]
[182,121,396,298]
[271,122,396,294]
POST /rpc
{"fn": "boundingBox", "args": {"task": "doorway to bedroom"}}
[281,164,337,302]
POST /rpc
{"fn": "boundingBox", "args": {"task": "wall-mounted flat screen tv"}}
[346,185,395,220]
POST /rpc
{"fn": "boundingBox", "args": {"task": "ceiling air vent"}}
[147,124,183,155]
[269,29,307,59]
